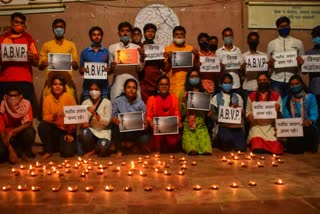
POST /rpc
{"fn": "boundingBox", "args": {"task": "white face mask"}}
[89,90,101,99]
[173,38,185,45]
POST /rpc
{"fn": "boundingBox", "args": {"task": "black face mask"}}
[199,42,208,50]
[248,40,258,50]
[258,82,269,92]
[208,44,218,52]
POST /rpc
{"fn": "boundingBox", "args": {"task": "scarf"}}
[2,31,37,56]
[289,93,307,121]
[0,97,31,124]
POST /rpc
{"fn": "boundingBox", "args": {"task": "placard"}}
[84,62,108,79]
[153,116,178,135]
[48,53,72,71]
[245,55,268,72]
[301,55,320,73]
[221,53,242,70]
[276,118,303,137]
[217,106,242,124]
[144,44,165,61]
[172,51,193,68]
[200,56,220,72]
[187,91,211,111]
[252,101,277,119]
[64,105,88,124]
[1,43,27,62]
[273,51,298,68]
[115,49,139,65]
[118,111,144,132]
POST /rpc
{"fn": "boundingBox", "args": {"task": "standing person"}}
[79,26,111,101]
[267,16,304,98]
[282,75,318,153]
[38,75,77,159]
[111,78,148,157]
[145,76,182,153]
[108,22,145,101]
[216,27,243,93]
[211,73,246,152]
[164,26,196,97]
[38,18,79,98]
[131,27,143,47]
[180,69,212,155]
[0,12,39,103]
[0,86,36,163]
[246,72,283,154]
[140,23,165,103]
[79,81,112,157]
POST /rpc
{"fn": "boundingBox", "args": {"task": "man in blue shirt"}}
[80,26,110,101]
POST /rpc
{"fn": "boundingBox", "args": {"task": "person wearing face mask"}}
[210,73,246,152]
[79,26,111,102]
[0,12,39,105]
[164,26,196,97]
[267,16,304,98]
[306,25,320,115]
[79,81,112,157]
[131,27,143,47]
[0,86,36,164]
[246,72,283,154]
[108,22,144,102]
[216,27,243,94]
[38,18,79,99]
[179,69,212,155]
[282,75,318,154]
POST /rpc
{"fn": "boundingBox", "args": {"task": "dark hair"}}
[124,78,138,89]
[288,74,307,92]
[51,74,66,86]
[220,73,233,84]
[222,27,233,36]
[256,71,270,80]
[89,26,103,37]
[311,25,320,37]
[118,22,132,32]
[132,27,142,34]
[143,23,157,33]
[247,31,260,42]
[52,18,66,28]
[88,80,102,91]
[11,12,26,22]
[173,26,186,35]
[153,75,170,95]
[197,32,209,42]
[208,36,218,42]
[185,69,205,92]
[276,16,290,28]
[4,85,22,95]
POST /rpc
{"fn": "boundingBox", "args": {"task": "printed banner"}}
[118,111,144,132]
[252,101,277,119]
[153,116,178,135]
[217,106,242,124]
[84,62,108,79]
[200,56,220,72]
[301,55,320,72]
[115,49,139,65]
[1,43,27,62]
[64,105,88,124]
[276,118,303,137]
[144,44,165,60]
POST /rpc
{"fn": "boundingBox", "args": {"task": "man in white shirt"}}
[266,16,304,98]
[108,22,144,101]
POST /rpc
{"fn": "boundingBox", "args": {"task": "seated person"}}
[0,86,36,163]
[79,81,112,157]
[211,73,246,152]
[111,78,148,156]
[246,72,283,154]
[180,69,212,155]
[38,75,77,159]
[282,75,319,153]
[145,76,182,153]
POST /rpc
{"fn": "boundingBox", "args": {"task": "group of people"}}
[0,12,319,163]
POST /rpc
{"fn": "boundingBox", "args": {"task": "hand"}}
[108,62,117,75]
[71,61,79,70]
[192,48,199,59]
[247,113,254,123]
[27,51,34,61]
[178,121,184,129]
[220,62,225,72]
[79,67,87,75]
[164,51,172,61]
[296,56,304,66]
[112,117,120,125]
[302,120,312,127]
[81,122,90,128]
[267,58,275,69]
[240,62,246,71]
[64,134,74,143]
[38,60,48,70]
[87,106,95,114]
[275,103,280,112]
[232,103,239,108]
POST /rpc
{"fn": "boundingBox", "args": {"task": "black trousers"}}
[286,126,318,154]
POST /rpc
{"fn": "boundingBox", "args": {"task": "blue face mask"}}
[312,36,320,45]
[120,36,130,44]
[221,83,232,93]
[290,85,303,94]
[278,27,290,37]
[224,37,233,46]
[189,77,200,86]
[54,27,64,37]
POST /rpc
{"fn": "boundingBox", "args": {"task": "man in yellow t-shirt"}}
[38,18,79,99]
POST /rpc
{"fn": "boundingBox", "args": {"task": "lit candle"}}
[56,171,64,176]
[230,182,238,188]
[31,186,41,192]
[105,185,114,192]
[2,185,12,191]
[17,185,27,191]
[130,161,135,170]
[249,152,255,157]
[241,162,247,167]
[87,166,93,170]
[112,166,120,172]
[274,179,284,185]
[248,181,256,186]
[230,152,234,157]
[178,170,185,175]
[163,162,170,168]
[64,159,70,163]
[138,157,143,163]
[97,169,104,175]
[83,160,88,164]
[273,154,279,159]
[164,170,171,176]
[139,170,146,176]
[65,169,71,173]
[181,164,187,169]
[272,161,279,167]
[228,160,234,165]
[56,164,62,169]
[85,169,89,174]
[142,164,149,169]
[48,161,54,166]
[98,164,106,169]
[68,186,78,192]
[191,161,197,166]
[144,155,149,159]
[80,172,86,177]
[193,185,202,190]
[210,185,219,190]
[20,165,26,169]
[11,168,16,173]
[222,156,227,162]
[29,164,33,171]
[47,170,52,175]
[233,156,239,160]
[73,164,79,169]
[260,156,265,160]
[165,185,174,191]
[121,161,126,166]
[144,185,152,191]
[93,162,98,166]
[127,170,134,176]
[169,155,175,159]
[85,186,94,192]
[237,151,242,155]
[65,163,71,168]
[29,171,37,177]
[154,153,160,158]
[257,162,264,167]
[245,155,252,160]
[52,186,61,192]
[124,186,133,192]
[155,168,163,173]
[277,159,284,163]
[35,161,42,168]
[52,167,56,172]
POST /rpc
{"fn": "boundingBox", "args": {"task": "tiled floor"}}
[0,149,320,213]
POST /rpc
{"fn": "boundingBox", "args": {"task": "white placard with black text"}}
[1,43,27,62]
[144,44,165,61]
[273,51,297,68]
[217,106,242,124]
[200,56,220,72]
[84,62,108,79]
[64,105,89,124]
[276,118,303,137]
[301,55,320,73]
[245,55,268,72]
[252,101,277,119]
